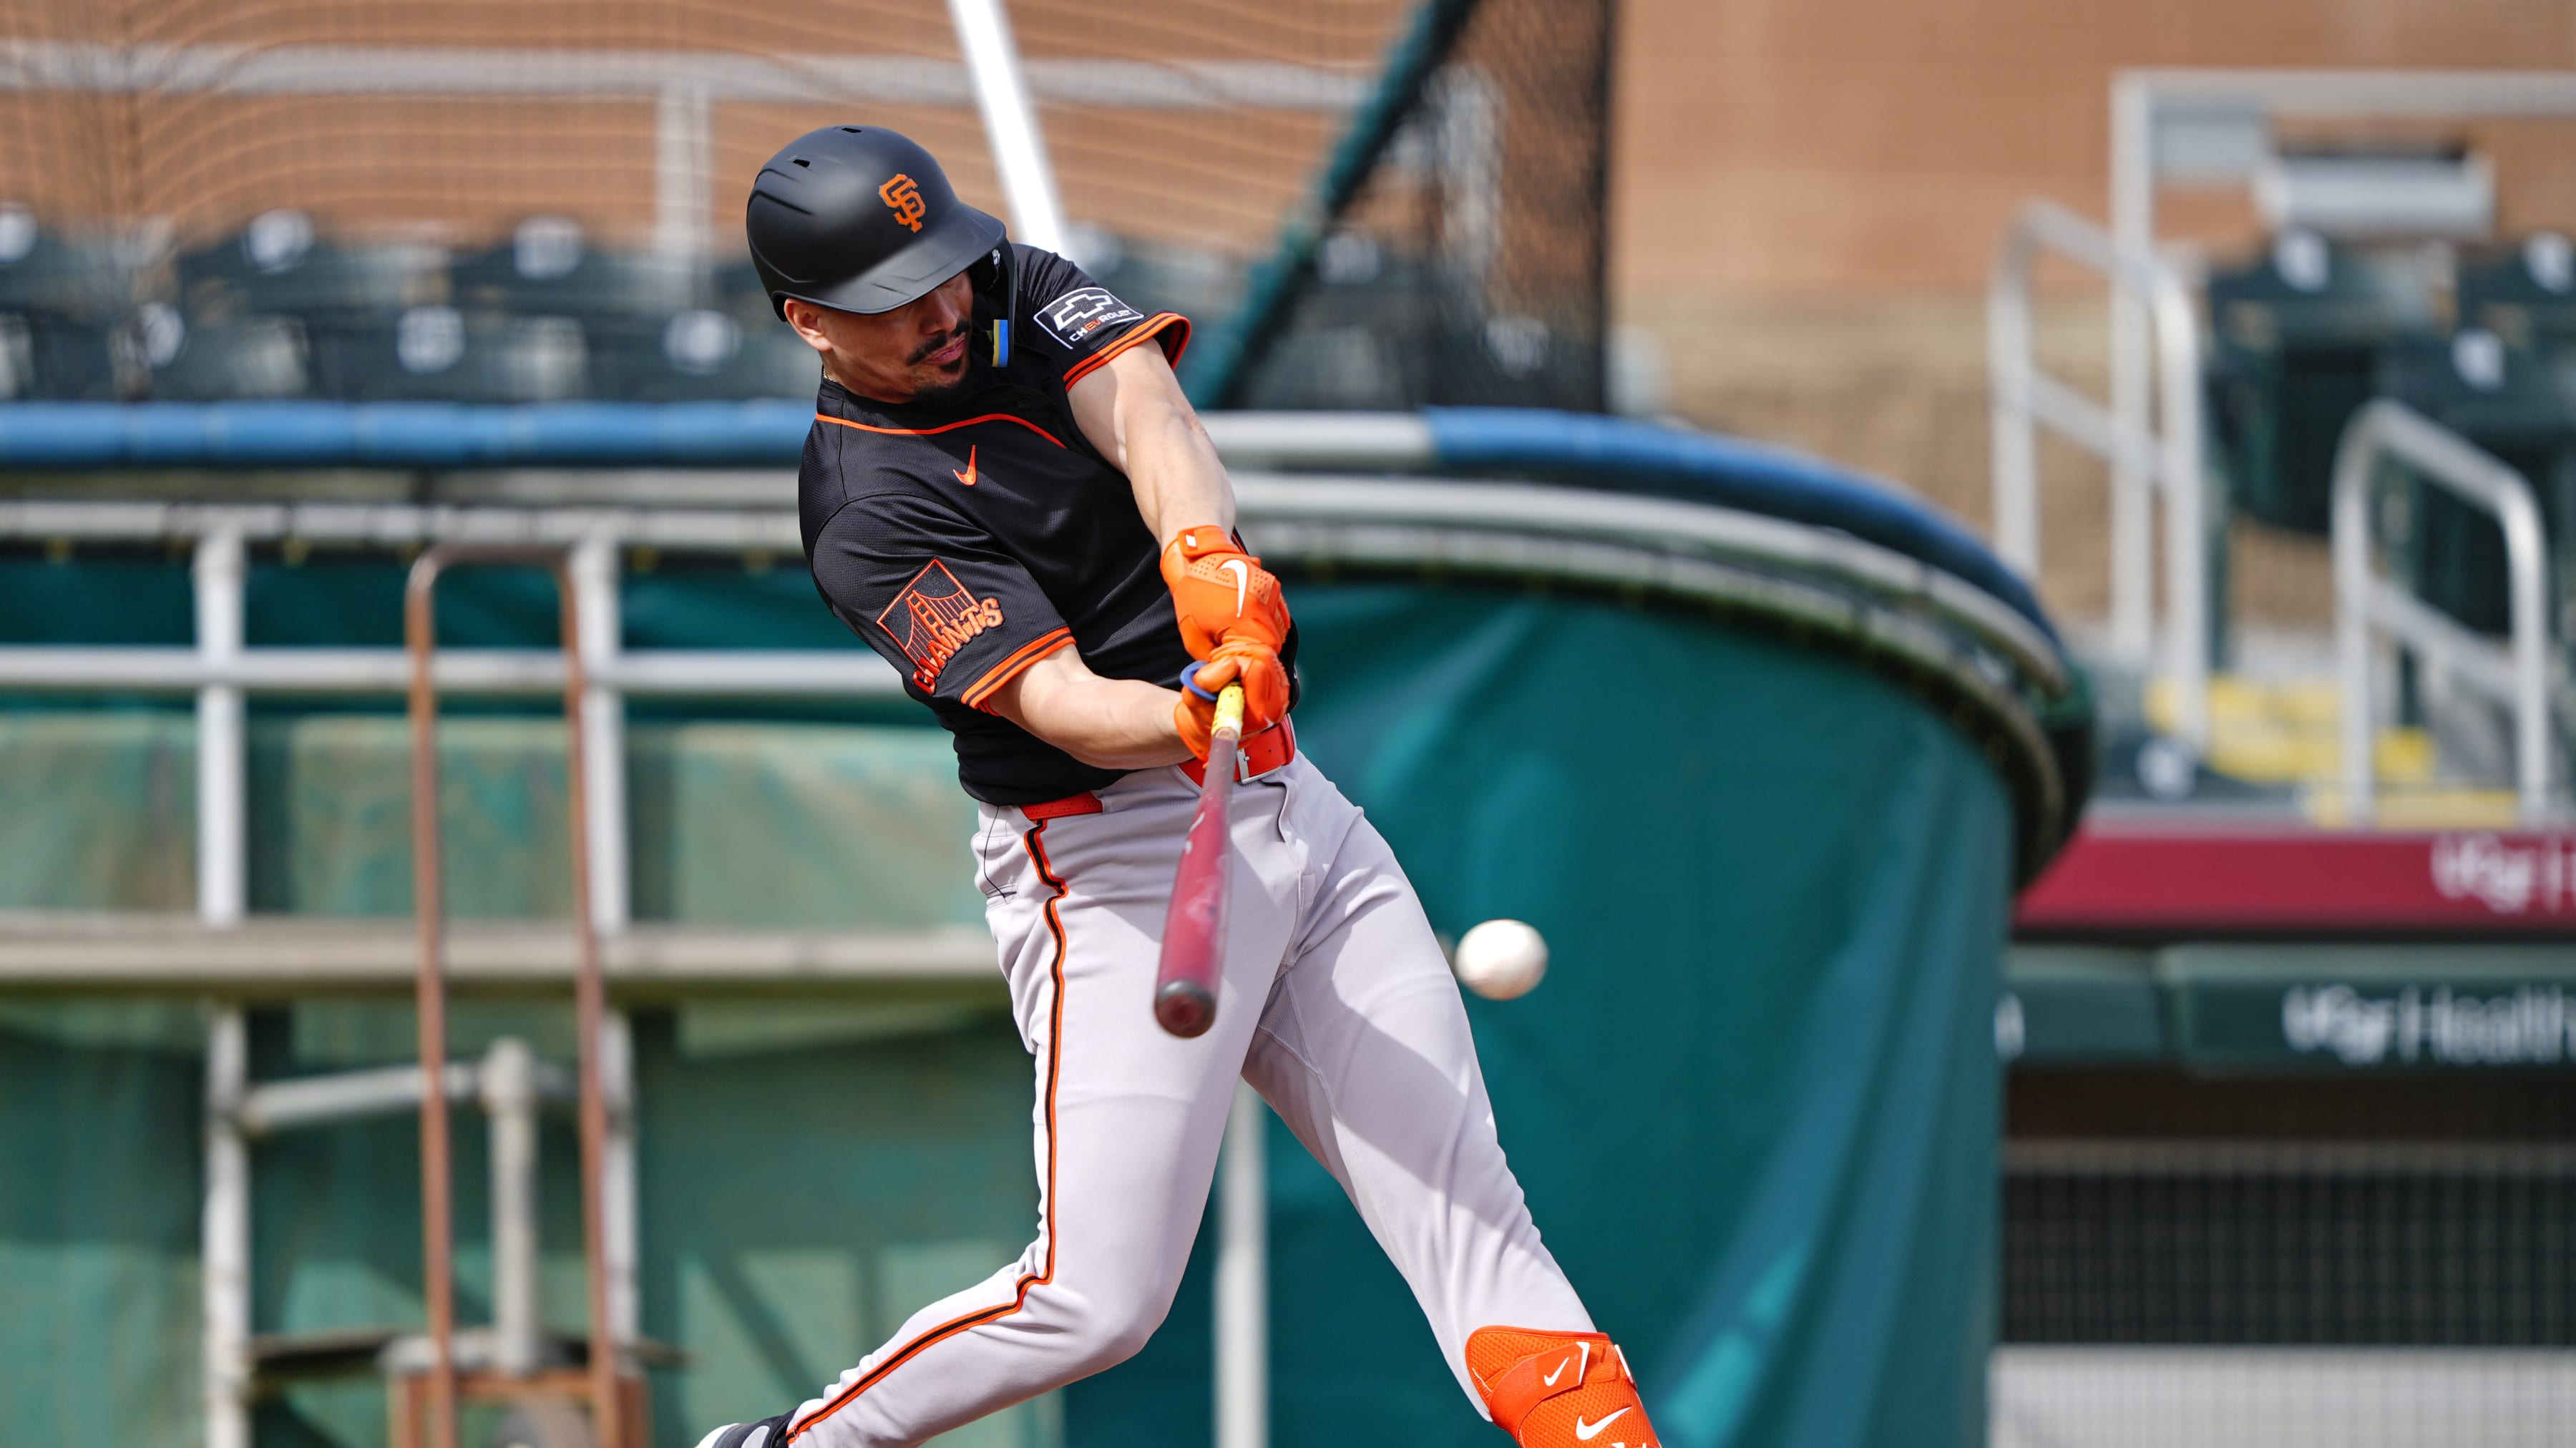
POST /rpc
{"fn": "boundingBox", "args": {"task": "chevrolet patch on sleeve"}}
[1036,287,1144,348]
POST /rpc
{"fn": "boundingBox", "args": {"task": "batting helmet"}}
[746,126,1006,318]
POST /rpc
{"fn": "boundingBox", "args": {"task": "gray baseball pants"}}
[783,754,1592,1447]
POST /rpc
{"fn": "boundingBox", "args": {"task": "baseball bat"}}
[1154,683,1244,1037]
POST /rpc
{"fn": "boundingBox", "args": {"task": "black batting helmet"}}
[746,126,1006,318]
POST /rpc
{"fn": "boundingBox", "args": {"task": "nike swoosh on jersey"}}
[952,446,977,486]
[1219,557,1247,615]
[1574,1408,1631,1441]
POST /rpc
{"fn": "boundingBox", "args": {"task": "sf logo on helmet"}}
[879,174,926,233]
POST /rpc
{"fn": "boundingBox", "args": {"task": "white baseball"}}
[1453,919,1548,1000]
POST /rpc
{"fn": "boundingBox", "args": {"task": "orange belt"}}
[1181,715,1295,787]
[1020,792,1103,820]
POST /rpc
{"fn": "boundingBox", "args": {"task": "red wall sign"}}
[2016,823,2576,936]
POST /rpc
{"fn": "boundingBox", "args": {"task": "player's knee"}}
[1064,1279,1175,1374]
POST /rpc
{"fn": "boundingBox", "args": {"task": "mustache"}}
[909,321,971,366]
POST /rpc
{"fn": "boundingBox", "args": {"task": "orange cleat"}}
[1464,1327,1660,1448]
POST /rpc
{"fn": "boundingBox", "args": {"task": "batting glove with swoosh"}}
[1174,643,1289,759]
[1160,527,1290,660]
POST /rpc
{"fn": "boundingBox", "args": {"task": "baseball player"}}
[695,126,1659,1448]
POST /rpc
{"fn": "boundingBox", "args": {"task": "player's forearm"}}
[1068,344,1233,545]
[1122,393,1232,545]
[987,650,1192,770]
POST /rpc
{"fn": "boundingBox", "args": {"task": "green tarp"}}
[1,580,2016,1448]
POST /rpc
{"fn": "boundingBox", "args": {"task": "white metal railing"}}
[2106,69,2576,618]
[2332,399,2557,823]
[1988,200,2208,747]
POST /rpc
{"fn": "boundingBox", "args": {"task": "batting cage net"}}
[0,0,1609,411]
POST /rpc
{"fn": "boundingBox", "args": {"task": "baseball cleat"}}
[1465,1328,1661,1448]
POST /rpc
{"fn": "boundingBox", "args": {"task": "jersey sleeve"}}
[1015,248,1190,391]
[809,489,1078,712]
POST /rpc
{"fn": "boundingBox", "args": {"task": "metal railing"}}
[203,1021,615,1448]
[1989,200,2209,748]
[404,544,628,1448]
[2332,399,2557,823]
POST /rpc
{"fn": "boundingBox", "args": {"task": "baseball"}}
[1454,919,1548,1000]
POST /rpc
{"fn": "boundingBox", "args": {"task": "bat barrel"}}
[1155,979,1219,1037]
[1153,687,1244,1038]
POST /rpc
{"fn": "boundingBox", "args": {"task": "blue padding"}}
[0,400,2051,644]
[0,401,816,469]
[1425,407,2055,643]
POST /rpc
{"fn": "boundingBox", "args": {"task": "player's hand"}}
[1172,642,1287,760]
[1161,527,1290,660]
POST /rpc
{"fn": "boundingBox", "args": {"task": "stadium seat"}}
[2206,230,2444,534]
[138,305,311,401]
[0,204,132,321]
[305,306,587,403]
[587,310,819,402]
[2458,231,2576,348]
[449,216,701,318]
[2373,328,2576,635]
[0,313,122,399]
[175,209,445,325]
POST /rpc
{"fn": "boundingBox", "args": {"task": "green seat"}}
[2375,331,2576,635]
[2459,232,2576,349]
[175,211,444,326]
[449,217,703,318]
[2207,233,2441,534]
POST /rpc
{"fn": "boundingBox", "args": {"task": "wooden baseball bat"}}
[1154,683,1244,1037]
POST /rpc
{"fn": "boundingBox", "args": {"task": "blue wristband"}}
[1178,661,1221,702]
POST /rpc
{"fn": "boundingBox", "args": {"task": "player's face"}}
[786,270,975,405]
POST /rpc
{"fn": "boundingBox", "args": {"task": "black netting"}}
[1203,0,1614,411]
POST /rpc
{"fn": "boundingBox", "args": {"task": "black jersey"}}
[799,244,1293,805]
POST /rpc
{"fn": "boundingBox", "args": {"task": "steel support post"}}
[203,1008,252,1448]
[1215,1082,1269,1448]
[193,527,246,926]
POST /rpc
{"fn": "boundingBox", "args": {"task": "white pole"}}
[2153,277,2211,752]
[572,534,643,1346]
[203,1008,252,1448]
[1215,1082,1268,1448]
[571,534,628,937]
[945,0,1069,252]
[2107,74,2157,666]
[484,1038,543,1379]
[602,1011,642,1346]
[193,528,246,926]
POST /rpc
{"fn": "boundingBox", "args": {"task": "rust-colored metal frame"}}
[404,544,623,1448]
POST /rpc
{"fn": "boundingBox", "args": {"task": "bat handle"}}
[1211,682,1245,739]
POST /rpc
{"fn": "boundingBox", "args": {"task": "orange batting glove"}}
[1161,527,1290,660]
[1171,642,1288,760]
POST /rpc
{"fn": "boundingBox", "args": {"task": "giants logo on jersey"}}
[877,560,1004,690]
[1036,287,1144,348]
